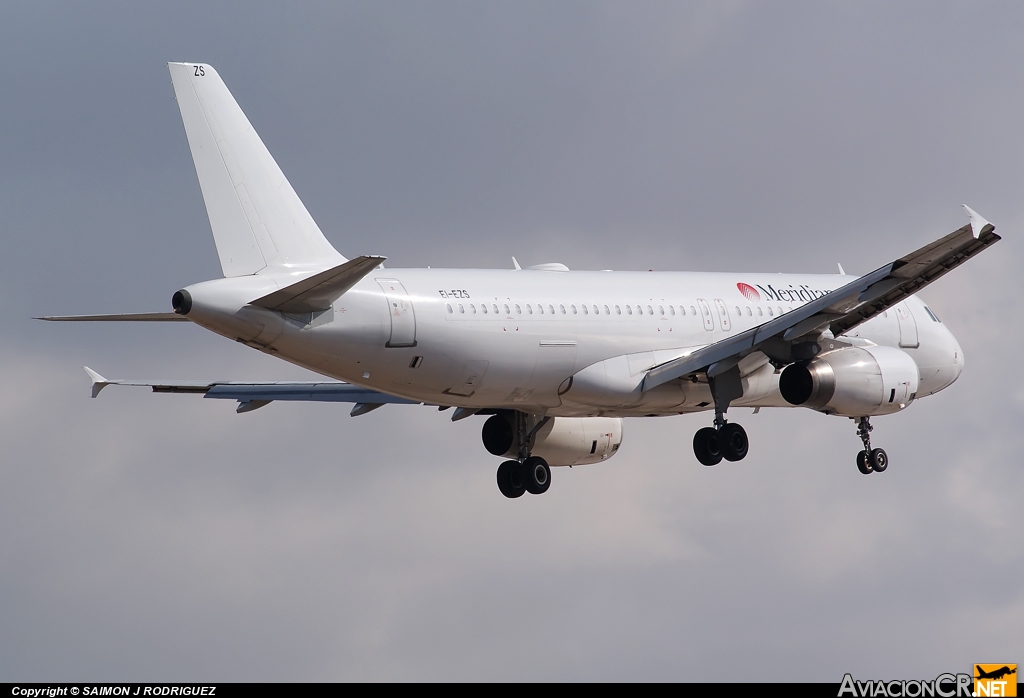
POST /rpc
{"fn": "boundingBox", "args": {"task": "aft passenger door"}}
[376,278,417,347]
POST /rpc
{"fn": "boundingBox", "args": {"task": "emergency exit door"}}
[896,302,919,349]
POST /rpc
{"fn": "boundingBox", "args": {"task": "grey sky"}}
[1,1,1021,681]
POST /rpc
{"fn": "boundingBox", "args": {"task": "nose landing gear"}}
[855,416,888,474]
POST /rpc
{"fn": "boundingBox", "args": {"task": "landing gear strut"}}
[692,366,749,466]
[495,412,552,498]
[855,416,888,475]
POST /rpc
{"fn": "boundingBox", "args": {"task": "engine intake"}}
[779,345,919,416]
[482,414,515,456]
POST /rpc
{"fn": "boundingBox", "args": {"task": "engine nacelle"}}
[779,345,919,417]
[482,414,623,466]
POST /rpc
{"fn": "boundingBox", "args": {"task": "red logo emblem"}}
[736,282,760,302]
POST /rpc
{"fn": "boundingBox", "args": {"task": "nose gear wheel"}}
[854,417,888,474]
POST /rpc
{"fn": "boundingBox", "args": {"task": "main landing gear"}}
[855,416,888,475]
[692,421,749,466]
[692,365,749,466]
[494,411,552,499]
[496,456,551,498]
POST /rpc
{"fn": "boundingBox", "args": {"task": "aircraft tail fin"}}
[168,62,345,277]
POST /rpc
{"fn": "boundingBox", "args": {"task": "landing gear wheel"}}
[870,448,888,473]
[522,456,551,495]
[856,450,873,475]
[693,427,723,466]
[720,423,748,462]
[497,460,526,498]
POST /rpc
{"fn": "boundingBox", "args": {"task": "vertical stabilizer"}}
[168,62,345,277]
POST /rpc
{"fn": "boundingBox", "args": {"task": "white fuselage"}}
[181,268,964,417]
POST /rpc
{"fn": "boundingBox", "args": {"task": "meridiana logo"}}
[736,282,760,302]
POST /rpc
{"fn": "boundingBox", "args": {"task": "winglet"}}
[512,257,522,270]
[84,366,109,398]
[963,205,995,238]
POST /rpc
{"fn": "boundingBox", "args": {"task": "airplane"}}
[40,62,1001,499]
[975,666,1016,681]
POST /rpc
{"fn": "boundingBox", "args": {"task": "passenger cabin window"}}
[604,305,610,315]
[669,306,675,316]
[481,304,488,314]
[446,303,453,314]
[690,305,697,315]
[503,304,510,314]
[581,304,588,315]
[571,304,577,314]
[470,304,476,313]
[615,305,621,314]
[459,304,465,314]
[515,304,521,314]
[626,305,633,315]
[559,304,566,314]
[526,304,533,314]
[593,304,600,315]
[647,305,654,315]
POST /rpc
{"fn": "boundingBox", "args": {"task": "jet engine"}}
[779,345,919,417]
[482,414,623,466]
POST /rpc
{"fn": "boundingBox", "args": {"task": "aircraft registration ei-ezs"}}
[40,63,1001,499]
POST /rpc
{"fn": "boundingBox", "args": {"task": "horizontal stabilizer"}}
[251,255,386,313]
[37,313,188,322]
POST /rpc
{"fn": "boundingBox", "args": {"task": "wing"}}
[84,367,420,415]
[643,206,1000,390]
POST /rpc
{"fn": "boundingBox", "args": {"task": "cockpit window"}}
[923,306,941,323]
